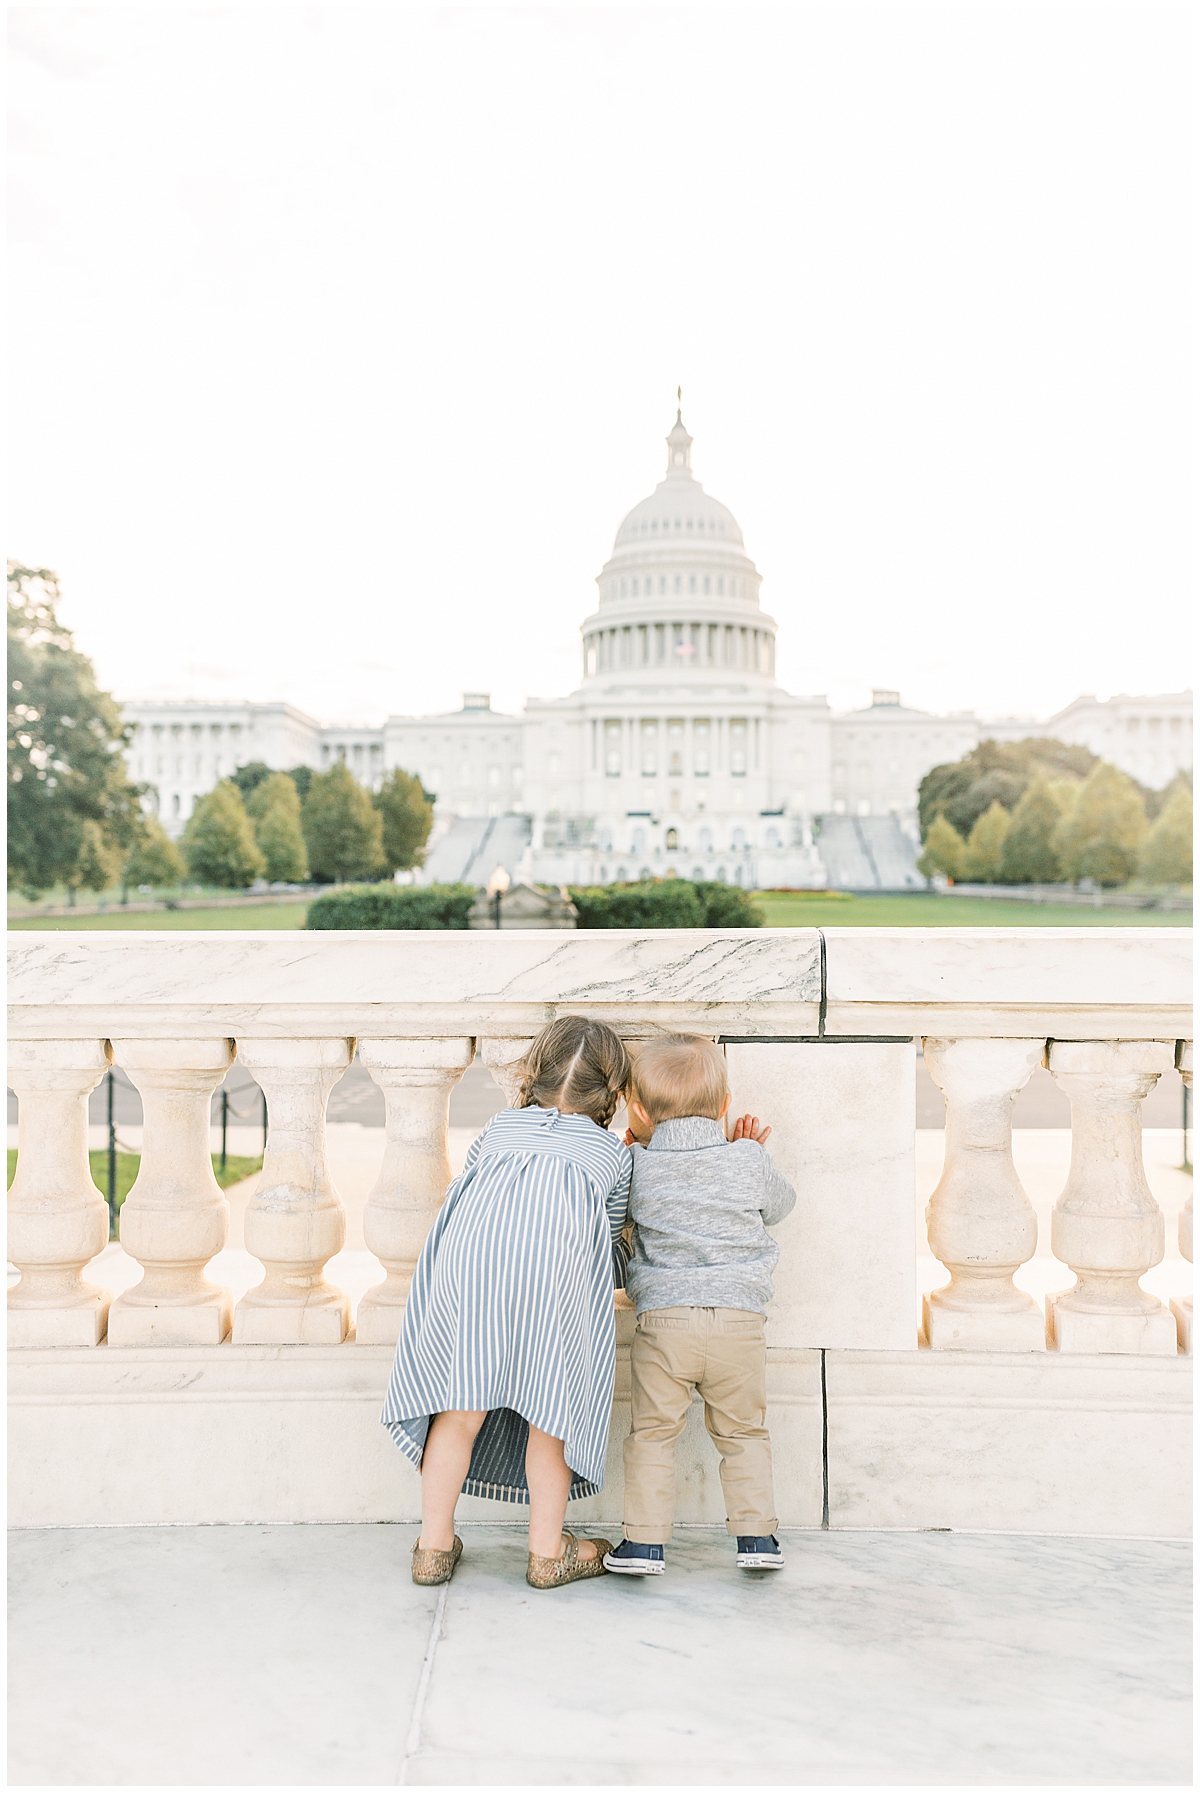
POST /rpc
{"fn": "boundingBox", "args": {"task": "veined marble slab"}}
[823,926,1192,1037]
[7,928,822,1039]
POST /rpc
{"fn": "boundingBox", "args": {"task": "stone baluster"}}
[354,1038,474,1345]
[922,1037,1046,1350]
[107,1039,236,1346]
[8,1040,113,1347]
[1046,1040,1177,1354]
[1171,1041,1192,1352]
[478,1037,533,1107]
[232,1039,353,1344]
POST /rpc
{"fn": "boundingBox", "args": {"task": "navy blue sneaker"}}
[603,1540,666,1576]
[736,1535,785,1570]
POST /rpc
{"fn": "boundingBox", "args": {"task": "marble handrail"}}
[6,930,1193,1355]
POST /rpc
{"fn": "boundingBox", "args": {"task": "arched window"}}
[665,827,679,850]
[765,827,781,849]
[698,827,712,850]
[639,867,651,880]
[631,827,645,853]
[731,827,746,850]
[692,866,704,881]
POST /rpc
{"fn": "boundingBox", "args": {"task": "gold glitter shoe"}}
[411,1535,463,1586]
[526,1531,613,1590]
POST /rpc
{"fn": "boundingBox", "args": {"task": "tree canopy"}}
[1138,782,1193,886]
[960,800,1011,881]
[1053,763,1148,886]
[916,813,965,881]
[7,562,146,896]
[250,771,309,882]
[375,767,434,872]
[917,737,1097,842]
[229,761,275,801]
[180,780,265,888]
[301,761,384,883]
[999,774,1066,884]
[123,816,186,890]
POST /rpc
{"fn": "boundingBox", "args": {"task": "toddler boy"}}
[604,1034,796,1577]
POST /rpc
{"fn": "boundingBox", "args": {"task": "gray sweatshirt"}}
[624,1116,798,1316]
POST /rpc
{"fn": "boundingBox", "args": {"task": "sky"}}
[8,1,1193,727]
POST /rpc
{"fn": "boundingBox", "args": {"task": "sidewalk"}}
[8,1523,1190,1785]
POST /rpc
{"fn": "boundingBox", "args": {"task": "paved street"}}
[8,1524,1191,1786]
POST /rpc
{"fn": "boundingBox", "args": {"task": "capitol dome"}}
[581,403,777,685]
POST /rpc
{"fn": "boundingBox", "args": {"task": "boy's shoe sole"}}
[736,1551,785,1570]
[603,1551,665,1576]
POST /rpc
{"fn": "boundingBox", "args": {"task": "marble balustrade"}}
[6,929,1191,1359]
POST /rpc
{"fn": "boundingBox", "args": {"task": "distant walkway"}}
[8,1524,1190,1785]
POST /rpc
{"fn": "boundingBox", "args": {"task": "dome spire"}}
[666,389,693,478]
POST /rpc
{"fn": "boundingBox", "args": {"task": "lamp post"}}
[486,864,511,929]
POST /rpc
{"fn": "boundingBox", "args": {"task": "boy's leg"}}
[623,1308,702,1544]
[695,1311,778,1538]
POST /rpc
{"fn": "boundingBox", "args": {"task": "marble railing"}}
[6,927,1193,1358]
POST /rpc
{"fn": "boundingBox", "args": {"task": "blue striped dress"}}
[381,1106,632,1504]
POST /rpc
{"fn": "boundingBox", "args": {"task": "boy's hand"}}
[728,1113,771,1145]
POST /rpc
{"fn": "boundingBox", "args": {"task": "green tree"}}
[960,800,1011,882]
[7,562,145,896]
[917,814,965,880]
[286,764,314,801]
[1053,762,1148,886]
[375,767,434,872]
[64,820,124,902]
[999,775,1063,884]
[123,816,185,891]
[1138,782,1193,886]
[180,780,265,888]
[229,761,274,802]
[918,737,1097,843]
[249,771,309,882]
[301,761,384,883]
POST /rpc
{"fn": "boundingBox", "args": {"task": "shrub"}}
[306,882,476,930]
[692,881,762,926]
[569,879,705,929]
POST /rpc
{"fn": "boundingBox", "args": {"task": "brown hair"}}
[517,1016,630,1130]
[630,1033,728,1124]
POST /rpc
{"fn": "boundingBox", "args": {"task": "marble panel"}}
[826,1348,1191,1537]
[7,1341,823,1530]
[725,1041,916,1350]
[822,925,1191,1037]
[6,929,823,1041]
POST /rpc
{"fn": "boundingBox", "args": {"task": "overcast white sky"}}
[8,2,1193,726]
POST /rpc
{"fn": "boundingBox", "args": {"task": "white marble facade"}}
[121,410,1192,882]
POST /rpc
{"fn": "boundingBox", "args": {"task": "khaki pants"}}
[623,1306,777,1543]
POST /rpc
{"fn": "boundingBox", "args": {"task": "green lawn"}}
[754,892,1189,928]
[7,904,311,930]
[6,893,1188,932]
[6,1150,263,1208]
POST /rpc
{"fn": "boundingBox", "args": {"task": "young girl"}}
[381,1016,631,1590]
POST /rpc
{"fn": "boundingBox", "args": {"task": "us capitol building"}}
[123,408,1192,890]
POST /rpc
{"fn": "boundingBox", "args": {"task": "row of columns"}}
[7,1033,1192,1355]
[923,1037,1191,1354]
[7,1035,534,1351]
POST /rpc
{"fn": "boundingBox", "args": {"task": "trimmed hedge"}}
[568,878,762,930]
[306,882,476,930]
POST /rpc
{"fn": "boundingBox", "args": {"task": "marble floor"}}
[7,1524,1191,1786]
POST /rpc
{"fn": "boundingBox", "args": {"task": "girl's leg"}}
[526,1424,600,1561]
[420,1410,486,1550]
